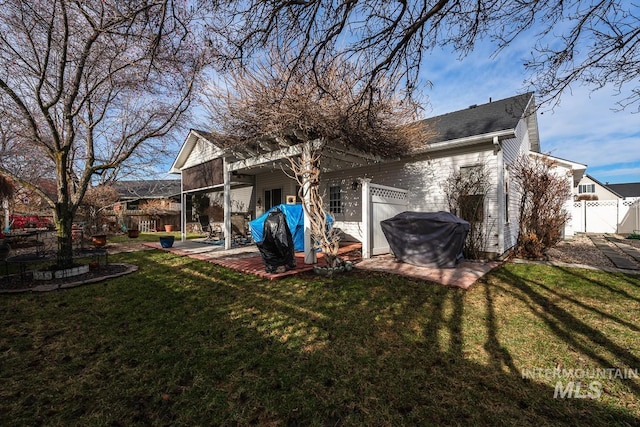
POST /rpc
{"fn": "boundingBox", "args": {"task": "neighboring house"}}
[571,177,640,234]
[111,180,182,231]
[605,181,640,199]
[574,174,622,200]
[170,93,586,260]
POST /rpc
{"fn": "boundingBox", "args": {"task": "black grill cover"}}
[380,211,470,268]
[256,208,297,273]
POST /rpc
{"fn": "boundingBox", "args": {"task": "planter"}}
[127,229,140,238]
[164,224,175,232]
[159,235,175,248]
[313,261,353,277]
[33,264,90,281]
[91,234,107,247]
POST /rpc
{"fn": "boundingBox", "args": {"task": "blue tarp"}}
[250,204,305,252]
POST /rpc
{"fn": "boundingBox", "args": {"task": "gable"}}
[170,129,224,173]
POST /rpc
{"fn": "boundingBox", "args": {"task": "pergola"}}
[171,130,381,264]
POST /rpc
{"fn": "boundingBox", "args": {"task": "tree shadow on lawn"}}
[2,252,639,426]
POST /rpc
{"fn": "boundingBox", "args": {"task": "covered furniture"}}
[253,208,297,273]
[380,211,470,268]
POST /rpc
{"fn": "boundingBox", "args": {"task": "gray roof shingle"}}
[421,92,533,144]
[605,182,640,198]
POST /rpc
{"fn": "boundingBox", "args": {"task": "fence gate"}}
[369,183,409,256]
[573,198,640,234]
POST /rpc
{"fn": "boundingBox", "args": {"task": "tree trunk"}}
[55,203,75,268]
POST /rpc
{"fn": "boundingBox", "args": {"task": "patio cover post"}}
[180,191,187,242]
[361,178,372,258]
[302,143,317,264]
[223,158,232,250]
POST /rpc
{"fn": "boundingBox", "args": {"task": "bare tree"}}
[77,184,120,235]
[208,0,640,110]
[443,163,493,260]
[206,56,426,266]
[0,1,209,266]
[511,154,572,259]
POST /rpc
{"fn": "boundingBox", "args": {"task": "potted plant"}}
[127,229,140,238]
[164,224,174,232]
[159,235,175,248]
[91,234,107,247]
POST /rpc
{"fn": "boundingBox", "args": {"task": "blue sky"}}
[421,40,640,185]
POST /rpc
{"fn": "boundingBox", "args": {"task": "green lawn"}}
[1,251,639,426]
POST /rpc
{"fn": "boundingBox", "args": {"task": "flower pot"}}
[91,234,107,247]
[164,224,174,232]
[159,235,175,248]
[127,229,140,238]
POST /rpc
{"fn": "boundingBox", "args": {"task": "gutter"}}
[412,129,515,155]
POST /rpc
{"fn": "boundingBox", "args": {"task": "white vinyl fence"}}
[573,198,640,234]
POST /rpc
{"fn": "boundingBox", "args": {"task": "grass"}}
[1,251,639,426]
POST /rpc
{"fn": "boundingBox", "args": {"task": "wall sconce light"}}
[351,180,360,191]
[256,197,262,209]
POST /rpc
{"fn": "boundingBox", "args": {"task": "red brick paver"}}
[145,240,499,287]
[356,254,502,289]
[145,241,362,280]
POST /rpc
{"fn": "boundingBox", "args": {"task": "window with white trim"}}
[329,185,343,214]
[578,184,596,194]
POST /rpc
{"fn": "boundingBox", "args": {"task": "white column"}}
[361,178,372,258]
[223,158,232,250]
[180,191,187,242]
[302,144,317,264]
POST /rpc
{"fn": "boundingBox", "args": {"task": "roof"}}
[420,92,534,145]
[112,179,181,199]
[170,93,537,174]
[605,182,640,198]
[585,174,623,198]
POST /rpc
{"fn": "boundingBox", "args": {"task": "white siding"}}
[254,169,298,217]
[248,130,539,257]
[575,175,619,200]
[183,138,223,169]
[500,117,531,252]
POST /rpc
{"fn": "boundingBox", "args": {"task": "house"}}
[574,174,622,200]
[605,181,640,199]
[111,180,182,231]
[570,177,640,234]
[170,93,586,261]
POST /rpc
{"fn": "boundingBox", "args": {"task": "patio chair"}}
[198,215,221,241]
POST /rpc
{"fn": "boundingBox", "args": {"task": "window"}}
[504,166,510,223]
[578,184,595,194]
[329,185,342,214]
[457,165,484,222]
[459,194,484,222]
[264,188,282,211]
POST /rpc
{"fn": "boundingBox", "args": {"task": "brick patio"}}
[144,240,362,280]
[145,239,500,287]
